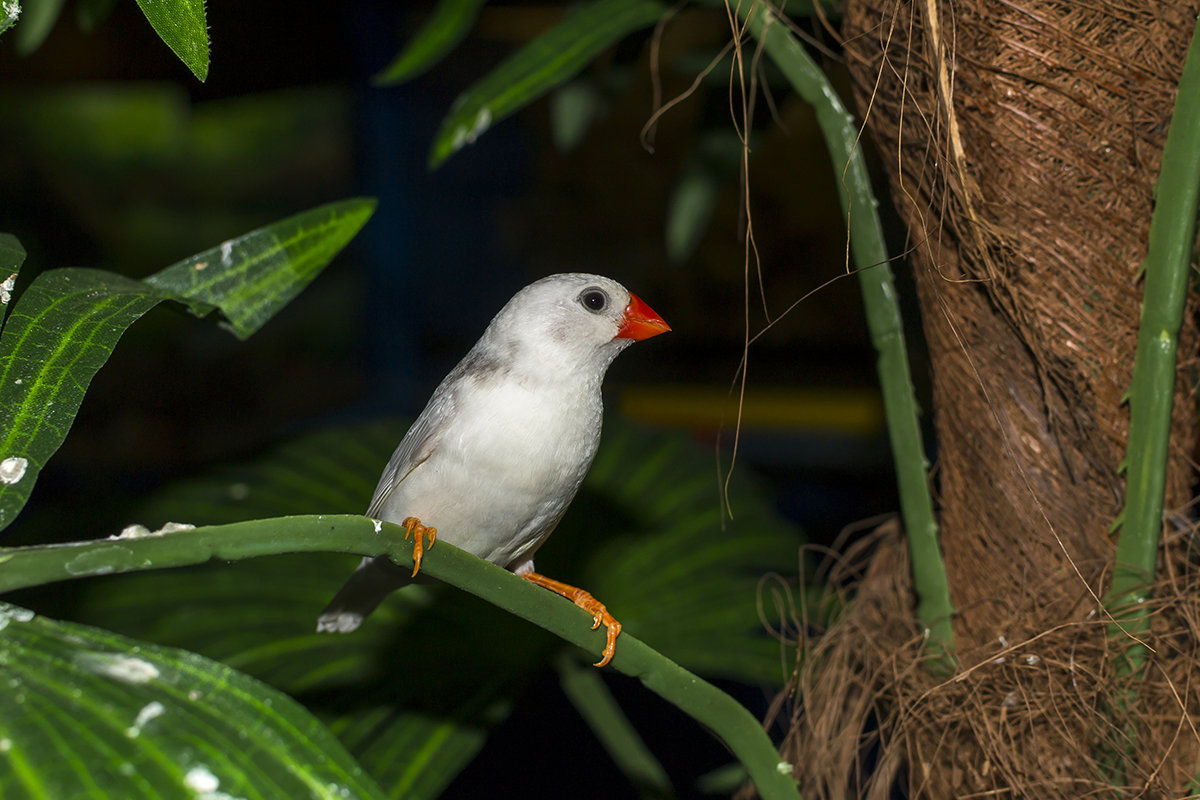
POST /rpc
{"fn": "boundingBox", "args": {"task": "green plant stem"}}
[1103,15,1200,789]
[742,1,954,668]
[1107,16,1200,671]
[556,654,674,798]
[0,516,802,800]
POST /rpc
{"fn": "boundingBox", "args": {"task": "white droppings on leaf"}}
[13,379,21,385]
[0,273,16,305]
[373,519,383,534]
[453,107,493,151]
[0,457,27,484]
[116,524,152,539]
[115,521,194,539]
[220,240,233,267]
[0,605,34,631]
[75,652,160,684]
[126,700,165,738]
[184,766,220,793]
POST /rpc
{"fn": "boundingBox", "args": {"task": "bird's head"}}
[483,273,670,378]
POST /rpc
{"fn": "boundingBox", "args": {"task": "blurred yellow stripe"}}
[618,385,885,435]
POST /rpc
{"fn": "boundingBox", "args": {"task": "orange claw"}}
[401,516,437,577]
[521,571,622,667]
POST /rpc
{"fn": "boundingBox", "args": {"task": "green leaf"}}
[372,0,488,86]
[550,80,604,152]
[133,0,209,82]
[666,169,719,264]
[0,199,375,532]
[0,269,173,532]
[14,0,64,54]
[429,0,667,168]
[0,233,26,331]
[76,0,119,33]
[0,602,386,799]
[144,198,377,340]
[0,1,21,38]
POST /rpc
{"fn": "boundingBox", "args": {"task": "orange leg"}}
[521,571,622,667]
[401,516,437,577]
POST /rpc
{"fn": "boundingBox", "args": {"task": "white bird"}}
[317,273,670,666]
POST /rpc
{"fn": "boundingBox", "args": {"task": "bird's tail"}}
[316,556,410,633]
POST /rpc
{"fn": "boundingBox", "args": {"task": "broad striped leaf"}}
[372,0,489,86]
[0,602,386,800]
[0,199,375,531]
[145,198,376,340]
[429,0,666,167]
[14,0,67,54]
[133,0,209,81]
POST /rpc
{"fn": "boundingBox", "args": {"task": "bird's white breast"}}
[375,371,603,568]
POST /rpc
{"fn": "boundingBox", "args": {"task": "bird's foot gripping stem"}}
[401,516,437,577]
[521,571,622,667]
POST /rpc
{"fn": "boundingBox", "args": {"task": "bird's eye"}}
[579,289,608,313]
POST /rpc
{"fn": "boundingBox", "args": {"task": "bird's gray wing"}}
[366,382,458,517]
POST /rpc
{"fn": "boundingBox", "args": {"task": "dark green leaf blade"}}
[0,2,20,39]
[0,233,27,331]
[0,200,374,531]
[0,602,386,800]
[132,0,210,82]
[373,0,489,86]
[0,269,171,531]
[429,0,666,168]
[145,198,377,340]
[14,0,66,54]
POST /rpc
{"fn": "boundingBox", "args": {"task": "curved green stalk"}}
[0,515,801,800]
[1107,15,1200,671]
[741,1,954,669]
[1104,15,1200,787]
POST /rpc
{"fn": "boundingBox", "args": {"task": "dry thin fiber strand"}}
[763,0,1200,795]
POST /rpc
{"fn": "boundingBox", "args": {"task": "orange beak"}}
[616,293,671,341]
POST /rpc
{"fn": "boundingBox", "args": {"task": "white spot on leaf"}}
[75,652,160,684]
[0,457,27,484]
[373,519,382,534]
[0,273,16,304]
[220,240,233,267]
[184,765,219,792]
[126,700,165,738]
[116,524,152,539]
